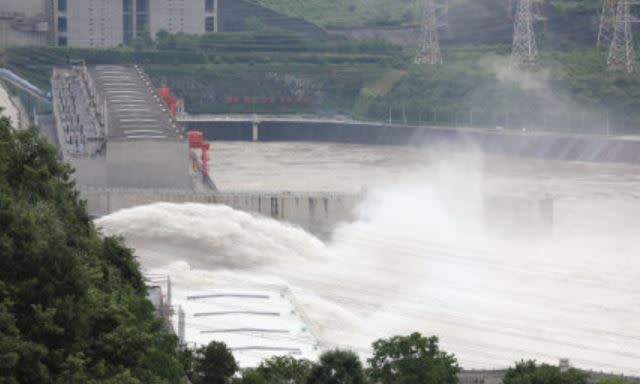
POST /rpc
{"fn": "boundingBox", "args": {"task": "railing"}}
[0,68,50,102]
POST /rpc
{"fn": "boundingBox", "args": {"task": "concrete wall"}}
[81,187,556,239]
[56,0,124,47]
[150,0,217,36]
[106,140,192,190]
[184,119,640,164]
[69,156,108,188]
[0,0,50,47]
[81,188,359,237]
[1,0,48,16]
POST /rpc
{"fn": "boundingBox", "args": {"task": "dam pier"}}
[50,63,555,237]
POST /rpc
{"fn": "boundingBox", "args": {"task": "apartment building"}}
[1,0,218,48]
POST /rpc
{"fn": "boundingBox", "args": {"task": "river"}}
[97,142,640,373]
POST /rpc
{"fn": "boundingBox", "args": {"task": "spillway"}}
[96,144,640,374]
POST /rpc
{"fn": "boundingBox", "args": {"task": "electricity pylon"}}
[607,0,639,73]
[598,0,618,48]
[415,0,449,65]
[510,0,544,67]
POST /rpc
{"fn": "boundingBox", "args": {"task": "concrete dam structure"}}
[81,187,554,238]
[50,65,555,237]
[81,188,359,237]
[180,116,640,164]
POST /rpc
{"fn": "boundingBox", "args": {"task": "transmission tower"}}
[415,0,449,65]
[598,0,618,48]
[607,0,639,73]
[511,0,543,67]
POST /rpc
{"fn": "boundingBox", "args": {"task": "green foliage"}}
[503,360,589,384]
[188,341,238,384]
[596,378,638,384]
[233,356,314,384]
[549,0,600,12]
[254,0,420,28]
[367,333,460,384]
[256,355,314,384]
[307,350,365,384]
[0,117,183,383]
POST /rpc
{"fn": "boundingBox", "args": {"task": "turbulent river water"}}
[97,142,640,374]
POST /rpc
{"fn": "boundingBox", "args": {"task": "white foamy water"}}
[97,145,640,374]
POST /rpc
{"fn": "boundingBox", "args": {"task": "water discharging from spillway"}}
[97,148,640,375]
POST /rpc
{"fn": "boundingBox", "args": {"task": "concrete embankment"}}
[182,119,640,164]
[82,187,358,238]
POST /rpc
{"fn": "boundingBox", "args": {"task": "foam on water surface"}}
[97,147,640,373]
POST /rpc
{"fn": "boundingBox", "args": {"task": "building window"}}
[136,14,149,32]
[205,16,215,32]
[123,0,134,45]
[57,17,67,33]
[58,0,67,12]
[205,0,215,12]
[135,0,150,37]
[58,36,67,46]
[136,0,149,12]
[123,14,133,45]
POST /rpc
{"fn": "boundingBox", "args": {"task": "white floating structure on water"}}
[174,286,320,367]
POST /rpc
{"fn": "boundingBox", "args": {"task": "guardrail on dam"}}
[180,117,640,164]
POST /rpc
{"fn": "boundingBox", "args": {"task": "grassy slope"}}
[254,0,420,28]
[4,19,639,133]
[253,0,602,28]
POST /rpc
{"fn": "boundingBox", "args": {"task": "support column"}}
[252,121,259,142]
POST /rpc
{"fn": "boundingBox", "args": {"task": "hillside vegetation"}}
[0,117,184,383]
[253,0,602,28]
[2,10,640,134]
[255,0,421,28]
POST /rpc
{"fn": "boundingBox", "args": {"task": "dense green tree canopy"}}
[307,350,365,384]
[256,355,314,384]
[503,360,589,384]
[189,341,238,384]
[367,333,460,384]
[0,116,183,383]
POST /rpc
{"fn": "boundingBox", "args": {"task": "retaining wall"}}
[82,188,359,238]
[183,119,640,164]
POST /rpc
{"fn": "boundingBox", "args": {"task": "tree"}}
[307,350,365,384]
[0,118,184,383]
[503,360,588,384]
[256,355,314,384]
[190,341,238,384]
[597,378,637,384]
[367,333,460,384]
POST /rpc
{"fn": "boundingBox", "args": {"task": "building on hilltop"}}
[1,0,328,48]
[0,0,219,48]
[52,0,218,47]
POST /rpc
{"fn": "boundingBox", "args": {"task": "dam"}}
[179,115,640,164]
[47,64,640,375]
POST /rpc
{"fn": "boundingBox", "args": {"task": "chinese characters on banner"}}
[224,96,312,105]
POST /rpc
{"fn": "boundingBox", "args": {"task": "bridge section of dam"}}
[179,115,640,164]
